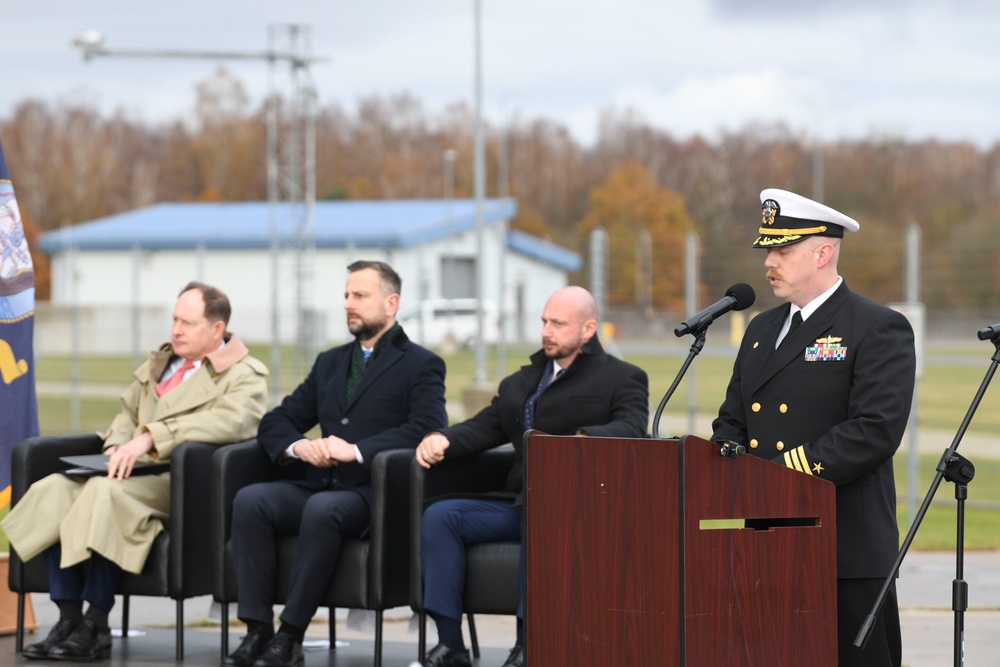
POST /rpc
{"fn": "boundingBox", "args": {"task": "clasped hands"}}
[292,435,357,468]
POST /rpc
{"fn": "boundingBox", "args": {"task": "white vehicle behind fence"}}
[398,298,499,349]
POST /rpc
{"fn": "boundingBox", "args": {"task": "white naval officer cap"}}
[753,188,860,249]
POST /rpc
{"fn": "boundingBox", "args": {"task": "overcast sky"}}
[7,0,1000,147]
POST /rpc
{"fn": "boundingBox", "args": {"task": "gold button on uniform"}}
[752,402,761,413]
[753,341,759,349]
[776,441,784,451]
[750,439,758,449]
[779,404,788,413]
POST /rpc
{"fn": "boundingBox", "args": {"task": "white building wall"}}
[503,251,572,343]
[40,230,570,354]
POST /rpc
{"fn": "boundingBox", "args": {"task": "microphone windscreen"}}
[726,283,756,311]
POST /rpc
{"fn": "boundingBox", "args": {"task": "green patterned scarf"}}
[345,322,401,400]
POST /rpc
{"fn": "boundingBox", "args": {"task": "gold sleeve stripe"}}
[783,450,802,472]
[792,447,814,476]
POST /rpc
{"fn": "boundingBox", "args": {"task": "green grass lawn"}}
[36,395,122,434]
[27,341,1000,550]
[895,455,1000,550]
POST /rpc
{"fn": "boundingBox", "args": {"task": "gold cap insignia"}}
[762,199,779,226]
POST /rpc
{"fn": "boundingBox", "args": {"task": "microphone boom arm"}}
[652,326,709,439]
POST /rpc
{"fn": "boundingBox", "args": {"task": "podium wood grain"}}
[525,434,837,666]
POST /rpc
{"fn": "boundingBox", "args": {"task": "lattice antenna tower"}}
[266,24,319,390]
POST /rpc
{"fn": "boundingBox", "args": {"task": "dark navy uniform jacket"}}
[713,281,915,579]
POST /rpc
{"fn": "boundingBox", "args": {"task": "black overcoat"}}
[442,335,649,503]
[257,327,448,506]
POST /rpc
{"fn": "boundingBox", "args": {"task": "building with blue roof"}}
[37,199,582,353]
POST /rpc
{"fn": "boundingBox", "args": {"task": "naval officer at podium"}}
[713,188,916,667]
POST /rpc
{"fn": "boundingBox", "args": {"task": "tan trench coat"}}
[2,333,268,574]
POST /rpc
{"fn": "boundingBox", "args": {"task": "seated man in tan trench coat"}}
[1,281,269,661]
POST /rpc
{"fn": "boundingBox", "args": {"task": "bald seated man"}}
[414,286,649,667]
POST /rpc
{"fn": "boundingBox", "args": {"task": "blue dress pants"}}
[44,544,123,614]
[421,498,523,621]
[230,480,369,630]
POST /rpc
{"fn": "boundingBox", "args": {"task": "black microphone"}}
[674,283,756,337]
[978,322,1000,341]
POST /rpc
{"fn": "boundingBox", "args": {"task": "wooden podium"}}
[524,434,837,666]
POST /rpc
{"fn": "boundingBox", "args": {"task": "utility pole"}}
[472,0,487,386]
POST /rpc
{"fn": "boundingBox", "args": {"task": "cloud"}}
[606,70,826,140]
[5,0,1000,148]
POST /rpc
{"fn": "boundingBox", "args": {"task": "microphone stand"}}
[855,333,1000,667]
[651,325,708,439]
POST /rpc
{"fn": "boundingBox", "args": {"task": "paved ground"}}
[7,549,998,667]
[897,550,1000,666]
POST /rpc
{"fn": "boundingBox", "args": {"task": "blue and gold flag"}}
[0,137,39,512]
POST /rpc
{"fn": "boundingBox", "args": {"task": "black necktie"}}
[782,310,803,347]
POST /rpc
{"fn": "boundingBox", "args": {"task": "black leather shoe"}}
[221,627,275,667]
[47,619,112,661]
[501,645,525,667]
[252,633,304,667]
[23,617,81,660]
[421,642,472,667]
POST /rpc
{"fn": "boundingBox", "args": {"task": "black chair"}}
[211,442,415,667]
[408,445,520,661]
[8,433,234,660]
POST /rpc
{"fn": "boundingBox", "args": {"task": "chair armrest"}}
[168,440,248,596]
[408,445,517,610]
[419,445,517,501]
[367,448,417,608]
[8,434,103,593]
[10,434,103,505]
[210,439,276,598]
[211,439,276,542]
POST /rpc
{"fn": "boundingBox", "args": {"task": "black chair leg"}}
[467,613,480,659]
[121,595,130,636]
[221,603,230,659]
[418,611,426,659]
[15,592,25,652]
[175,599,184,660]
[372,610,383,667]
[328,607,336,649]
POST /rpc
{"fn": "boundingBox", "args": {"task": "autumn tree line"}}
[4,68,1000,338]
